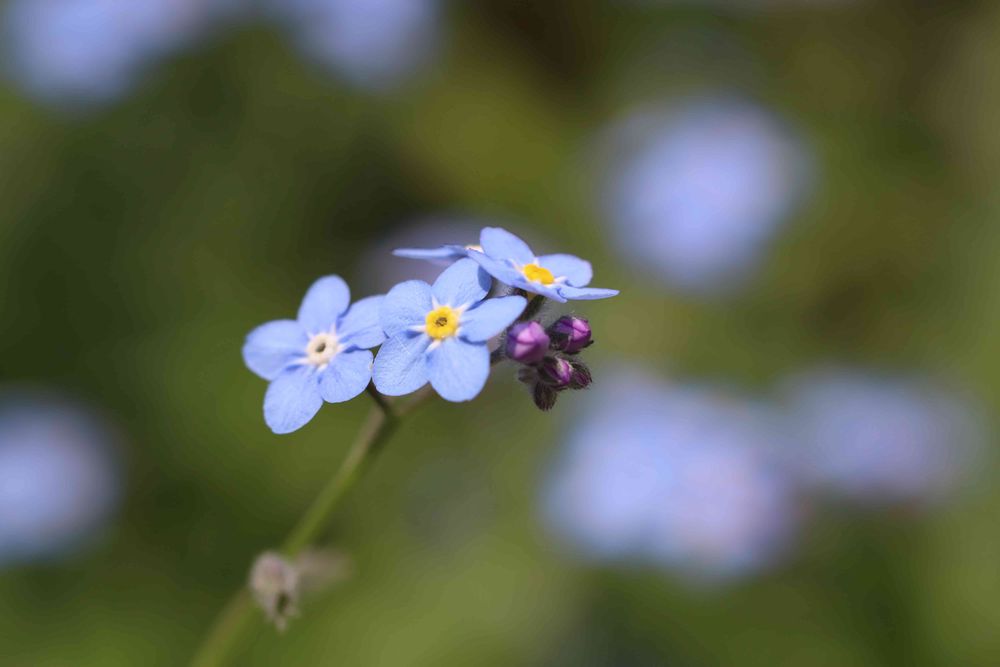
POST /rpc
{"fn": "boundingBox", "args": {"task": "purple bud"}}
[568,362,592,390]
[539,357,574,389]
[548,316,592,354]
[506,321,550,364]
[533,382,558,411]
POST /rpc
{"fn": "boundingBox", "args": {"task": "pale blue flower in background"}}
[601,96,814,295]
[543,368,799,582]
[268,0,441,91]
[779,367,986,508]
[0,392,121,567]
[2,0,220,108]
[2,0,441,107]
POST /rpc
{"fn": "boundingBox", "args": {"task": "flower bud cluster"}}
[506,316,594,411]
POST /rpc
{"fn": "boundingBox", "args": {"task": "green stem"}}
[518,294,546,322]
[190,387,421,667]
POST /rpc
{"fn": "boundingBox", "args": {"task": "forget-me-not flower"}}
[373,259,526,401]
[471,228,618,302]
[601,95,813,295]
[243,276,386,434]
[2,0,218,108]
[779,367,986,508]
[397,227,618,303]
[0,390,121,567]
[267,0,441,91]
[542,367,799,583]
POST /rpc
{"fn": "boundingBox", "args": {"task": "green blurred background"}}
[2,1,1000,665]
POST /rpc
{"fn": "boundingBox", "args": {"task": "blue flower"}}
[243,276,386,434]
[542,367,798,583]
[601,96,813,295]
[396,227,618,303]
[779,367,985,508]
[0,390,121,567]
[373,259,526,401]
[2,0,218,109]
[471,227,618,302]
[267,0,441,91]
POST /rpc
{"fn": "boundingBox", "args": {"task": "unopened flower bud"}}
[548,316,592,354]
[249,552,300,632]
[506,321,550,364]
[568,361,592,390]
[539,357,574,389]
[533,382,558,411]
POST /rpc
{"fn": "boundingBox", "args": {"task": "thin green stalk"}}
[518,294,547,322]
[190,388,416,667]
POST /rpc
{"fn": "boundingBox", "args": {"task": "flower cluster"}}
[243,226,617,433]
[506,317,594,411]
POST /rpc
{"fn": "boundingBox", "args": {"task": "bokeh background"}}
[2,1,1000,665]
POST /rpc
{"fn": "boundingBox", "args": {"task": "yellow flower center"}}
[425,305,460,340]
[522,263,555,285]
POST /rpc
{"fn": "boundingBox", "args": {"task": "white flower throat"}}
[305,331,341,369]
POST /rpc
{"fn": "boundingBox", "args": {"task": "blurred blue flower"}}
[433,227,619,303]
[779,367,986,508]
[543,368,799,582]
[268,0,441,91]
[0,391,121,567]
[243,276,386,434]
[2,0,217,108]
[373,259,526,401]
[601,96,814,295]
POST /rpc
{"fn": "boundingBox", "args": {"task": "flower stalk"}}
[190,389,407,667]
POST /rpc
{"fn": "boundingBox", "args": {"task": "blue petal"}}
[480,227,535,264]
[319,349,373,403]
[432,258,490,308]
[558,285,620,300]
[459,296,527,342]
[428,338,490,402]
[243,319,307,380]
[503,275,567,303]
[381,280,433,337]
[264,365,323,434]
[337,295,386,350]
[298,275,351,334]
[538,254,593,287]
[373,333,431,396]
[393,245,468,265]
[468,252,525,287]
[531,283,568,302]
